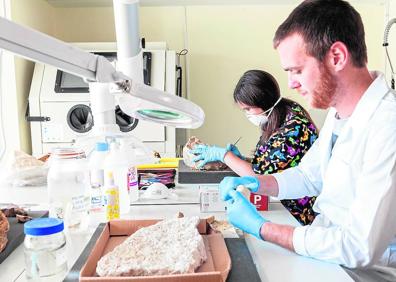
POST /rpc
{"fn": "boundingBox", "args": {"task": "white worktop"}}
[0,183,352,282]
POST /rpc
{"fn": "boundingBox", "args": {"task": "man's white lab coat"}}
[274,72,396,270]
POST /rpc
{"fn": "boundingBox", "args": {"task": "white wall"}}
[183,3,386,154]
[1,0,56,156]
[4,0,390,156]
[51,2,387,155]
[385,0,396,88]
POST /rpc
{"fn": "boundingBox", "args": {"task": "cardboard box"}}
[80,219,231,282]
[199,185,226,212]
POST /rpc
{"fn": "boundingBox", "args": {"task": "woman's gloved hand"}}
[219,176,260,201]
[226,144,245,160]
[190,145,227,168]
[226,190,268,239]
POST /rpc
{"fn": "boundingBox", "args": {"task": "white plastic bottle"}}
[119,139,139,203]
[103,171,120,221]
[88,142,108,224]
[89,142,109,189]
[128,166,139,202]
[104,141,130,214]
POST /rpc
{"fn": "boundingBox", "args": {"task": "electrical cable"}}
[0,0,7,161]
[177,49,188,58]
[383,18,396,90]
[176,49,188,97]
[0,49,6,161]
[183,6,190,100]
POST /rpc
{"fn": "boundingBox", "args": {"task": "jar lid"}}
[24,218,64,236]
[51,148,86,159]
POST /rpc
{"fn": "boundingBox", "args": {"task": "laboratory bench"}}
[0,183,352,282]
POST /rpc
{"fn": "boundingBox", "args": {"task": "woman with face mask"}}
[191,70,318,225]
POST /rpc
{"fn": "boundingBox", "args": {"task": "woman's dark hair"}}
[273,0,367,68]
[233,70,314,144]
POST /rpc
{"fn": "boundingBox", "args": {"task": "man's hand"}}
[219,176,260,201]
[190,145,227,168]
[226,190,268,239]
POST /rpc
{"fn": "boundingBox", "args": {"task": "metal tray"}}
[178,160,237,184]
[0,210,48,264]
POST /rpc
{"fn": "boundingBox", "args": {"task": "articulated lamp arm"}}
[0,16,128,84]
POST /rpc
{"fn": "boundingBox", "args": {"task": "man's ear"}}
[326,41,348,72]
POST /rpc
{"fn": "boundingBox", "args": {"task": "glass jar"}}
[47,148,90,232]
[24,218,67,281]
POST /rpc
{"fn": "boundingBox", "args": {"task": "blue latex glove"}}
[226,144,245,160]
[219,176,260,201]
[190,144,227,168]
[226,190,269,239]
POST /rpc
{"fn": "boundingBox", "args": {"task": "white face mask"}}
[245,97,282,127]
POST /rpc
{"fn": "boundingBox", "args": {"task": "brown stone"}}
[0,210,9,252]
[183,136,228,171]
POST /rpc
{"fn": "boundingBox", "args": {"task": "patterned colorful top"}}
[251,103,318,225]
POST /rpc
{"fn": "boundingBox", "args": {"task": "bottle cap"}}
[107,171,114,179]
[105,171,116,187]
[96,142,109,152]
[51,148,85,160]
[24,218,64,236]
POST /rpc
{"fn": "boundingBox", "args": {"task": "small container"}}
[89,142,109,189]
[128,165,139,202]
[104,141,130,214]
[47,148,90,232]
[104,171,120,221]
[119,139,139,203]
[199,185,226,212]
[89,142,109,225]
[24,218,67,281]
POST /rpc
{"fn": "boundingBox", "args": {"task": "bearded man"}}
[219,1,396,281]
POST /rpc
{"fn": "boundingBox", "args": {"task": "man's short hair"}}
[273,0,367,67]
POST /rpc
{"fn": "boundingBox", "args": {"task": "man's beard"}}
[311,64,337,109]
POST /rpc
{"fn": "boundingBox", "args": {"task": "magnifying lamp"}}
[112,0,205,128]
[0,16,205,131]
